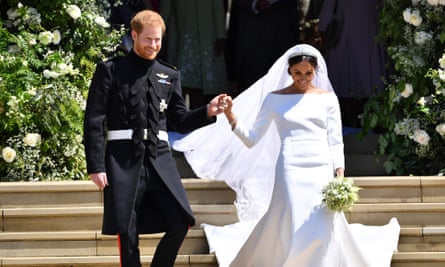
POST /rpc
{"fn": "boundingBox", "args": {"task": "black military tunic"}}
[84,51,215,234]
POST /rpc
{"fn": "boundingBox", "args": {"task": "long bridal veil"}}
[171,44,333,222]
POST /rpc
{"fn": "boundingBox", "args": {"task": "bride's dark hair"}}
[287,53,318,70]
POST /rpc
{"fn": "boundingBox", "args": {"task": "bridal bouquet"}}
[321,176,361,212]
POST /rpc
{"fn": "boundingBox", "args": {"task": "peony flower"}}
[23,133,41,147]
[436,123,445,137]
[417,96,426,106]
[403,8,422,27]
[66,5,81,20]
[52,30,61,45]
[94,16,110,28]
[2,147,17,163]
[38,31,53,45]
[411,129,430,146]
[401,83,413,98]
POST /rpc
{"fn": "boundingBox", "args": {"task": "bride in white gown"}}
[171,44,400,267]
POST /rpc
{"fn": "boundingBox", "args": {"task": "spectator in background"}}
[225,0,301,92]
[160,0,228,109]
[318,0,387,128]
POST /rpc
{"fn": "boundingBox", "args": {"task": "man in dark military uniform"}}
[83,10,227,267]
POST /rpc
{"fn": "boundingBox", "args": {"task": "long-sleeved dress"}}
[201,92,400,267]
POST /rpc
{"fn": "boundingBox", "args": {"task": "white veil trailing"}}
[171,44,333,222]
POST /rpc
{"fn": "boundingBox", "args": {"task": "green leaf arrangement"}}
[321,176,361,212]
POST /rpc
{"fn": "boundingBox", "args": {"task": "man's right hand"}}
[89,172,108,189]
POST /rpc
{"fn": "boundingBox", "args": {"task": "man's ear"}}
[131,30,137,41]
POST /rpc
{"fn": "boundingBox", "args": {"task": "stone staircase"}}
[1,175,445,267]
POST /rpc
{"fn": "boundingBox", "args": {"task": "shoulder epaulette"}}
[104,55,125,63]
[158,59,178,71]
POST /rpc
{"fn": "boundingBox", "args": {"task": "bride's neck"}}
[290,84,314,93]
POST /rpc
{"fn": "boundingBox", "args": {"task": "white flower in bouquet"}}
[321,176,361,212]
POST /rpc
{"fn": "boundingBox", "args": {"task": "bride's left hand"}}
[335,167,344,178]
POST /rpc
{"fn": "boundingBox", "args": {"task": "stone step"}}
[352,176,445,203]
[1,177,445,267]
[2,252,445,267]
[0,254,216,267]
[347,203,445,225]
[1,177,444,208]
[0,179,236,208]
[391,252,445,267]
[0,205,237,232]
[1,226,444,258]
[0,229,208,258]
[3,202,445,232]
[399,226,445,252]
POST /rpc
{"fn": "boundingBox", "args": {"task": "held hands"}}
[207,94,234,116]
[220,95,237,129]
[207,94,237,128]
[90,172,108,190]
[207,94,228,117]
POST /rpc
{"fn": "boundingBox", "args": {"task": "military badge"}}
[156,73,171,85]
[160,99,168,112]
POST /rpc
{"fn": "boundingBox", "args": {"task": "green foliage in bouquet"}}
[321,177,361,212]
[360,0,445,175]
[0,0,124,181]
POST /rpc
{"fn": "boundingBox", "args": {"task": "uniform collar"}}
[129,50,155,69]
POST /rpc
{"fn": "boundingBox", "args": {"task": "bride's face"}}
[289,61,315,90]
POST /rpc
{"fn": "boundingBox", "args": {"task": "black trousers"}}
[118,164,189,267]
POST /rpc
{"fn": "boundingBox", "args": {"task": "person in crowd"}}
[318,0,387,128]
[83,10,227,267]
[160,0,228,109]
[172,44,400,267]
[225,0,301,92]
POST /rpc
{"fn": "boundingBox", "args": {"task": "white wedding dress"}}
[171,44,400,267]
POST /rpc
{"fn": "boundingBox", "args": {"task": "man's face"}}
[132,24,162,60]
